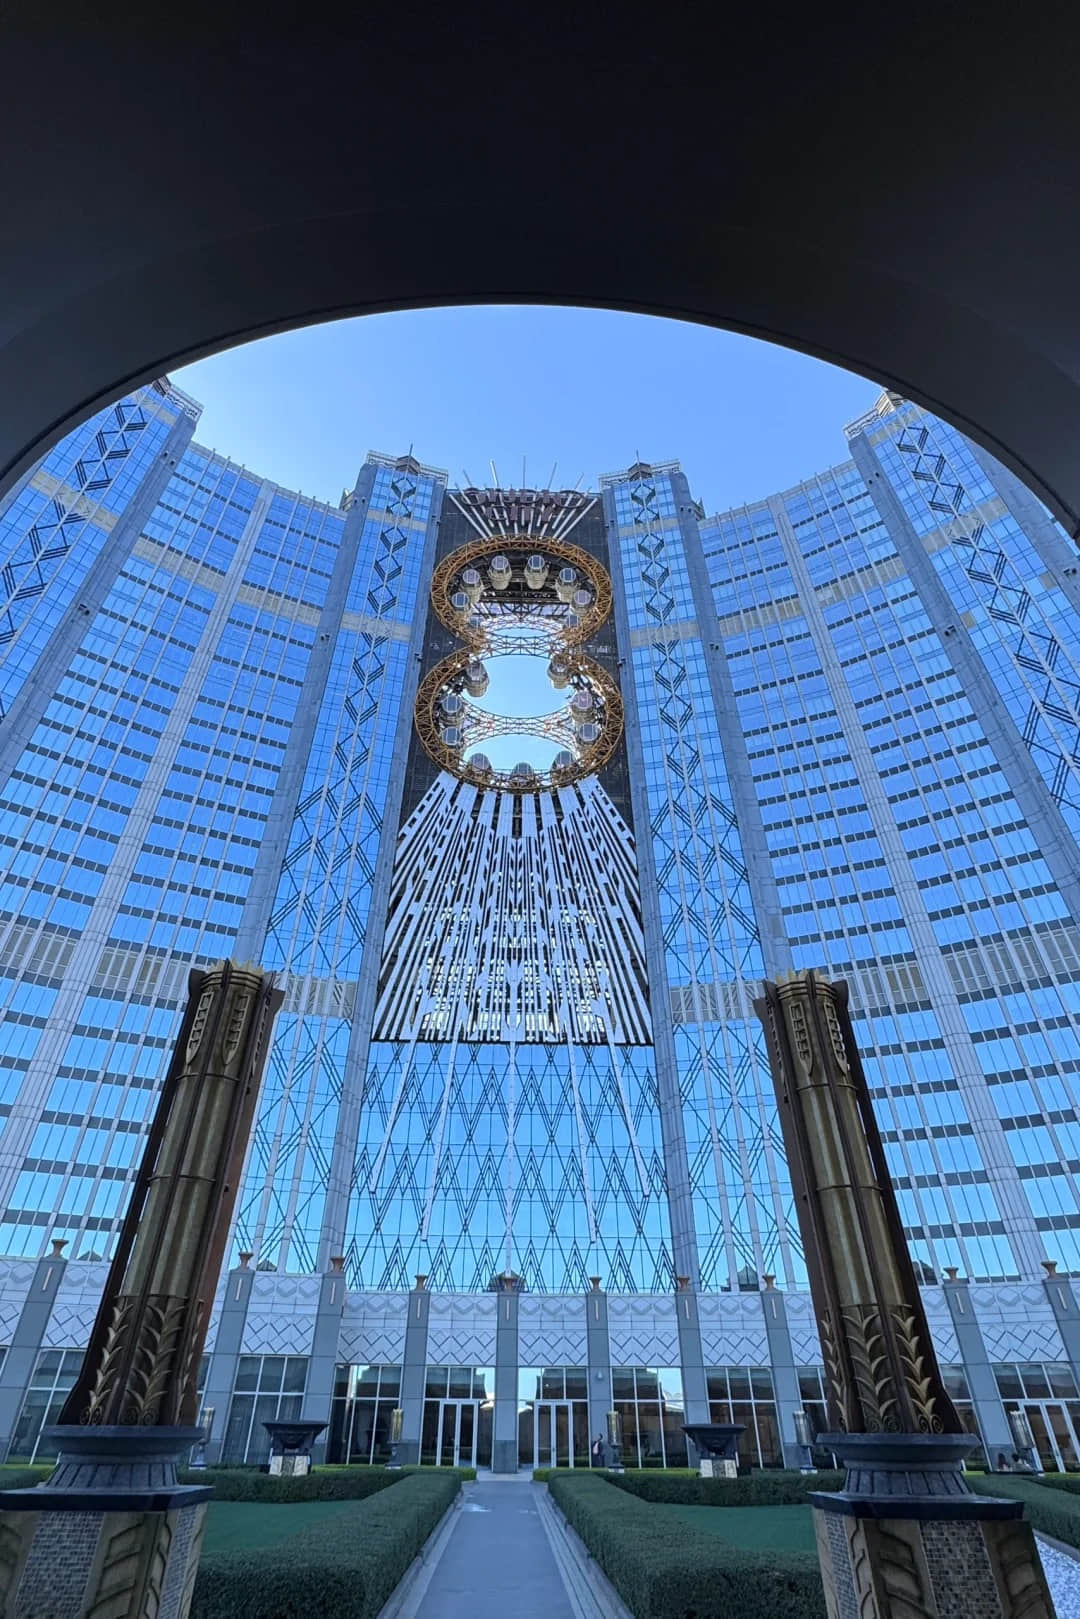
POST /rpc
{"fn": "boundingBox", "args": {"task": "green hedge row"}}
[191,1470,460,1619]
[548,1473,826,1619]
[977,1474,1080,1551]
[302,1463,478,1481]
[176,1464,474,1500]
[0,1466,51,1491]
[177,1467,400,1502]
[0,1461,474,1501]
[604,1466,843,1507]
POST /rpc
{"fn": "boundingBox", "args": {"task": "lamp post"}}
[1008,1408,1043,1477]
[793,1409,816,1474]
[190,1404,216,1470]
[605,1409,624,1472]
[387,1407,405,1470]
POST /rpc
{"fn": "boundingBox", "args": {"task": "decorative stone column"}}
[0,1241,69,1459]
[755,971,1056,1619]
[0,962,283,1619]
[493,1272,520,1474]
[673,1276,710,1425]
[585,1278,612,1447]
[1039,1261,1080,1399]
[301,1256,348,1466]
[941,1270,1014,1464]
[200,1253,255,1466]
[396,1276,431,1467]
[759,1275,807,1470]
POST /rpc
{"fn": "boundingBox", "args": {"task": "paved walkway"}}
[1038,1535,1080,1618]
[413,1479,579,1619]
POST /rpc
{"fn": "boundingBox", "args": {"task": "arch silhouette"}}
[3,12,1080,531]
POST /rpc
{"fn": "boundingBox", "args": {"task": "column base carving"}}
[0,1426,211,1619]
[814,1507,1055,1619]
[0,1501,208,1619]
[813,1433,1057,1619]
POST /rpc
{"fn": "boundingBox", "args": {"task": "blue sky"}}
[176,306,882,765]
[175,305,879,516]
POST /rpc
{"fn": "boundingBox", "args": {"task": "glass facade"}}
[235,459,439,1274]
[606,468,802,1291]
[517,1366,591,1467]
[221,1353,309,1464]
[704,1365,781,1469]
[610,1365,688,1468]
[349,1041,670,1293]
[420,1365,494,1467]
[1,379,1080,1470]
[327,1362,402,1465]
[9,1348,81,1462]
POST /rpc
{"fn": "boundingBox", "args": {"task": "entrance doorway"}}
[437,1400,479,1469]
[534,1400,588,1468]
[1019,1402,1080,1472]
[995,1363,1080,1472]
[421,1367,493,1466]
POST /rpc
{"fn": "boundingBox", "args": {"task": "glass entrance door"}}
[437,1400,478,1468]
[534,1400,574,1467]
[1022,1402,1080,1471]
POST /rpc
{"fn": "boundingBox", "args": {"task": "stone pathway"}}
[413,1479,579,1619]
[407,1487,1080,1619]
[1039,1537,1080,1618]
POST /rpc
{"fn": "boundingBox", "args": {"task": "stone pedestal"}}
[683,1421,744,1478]
[698,1458,737,1479]
[813,1434,1056,1619]
[262,1418,325,1479]
[0,1428,211,1619]
[268,1453,308,1477]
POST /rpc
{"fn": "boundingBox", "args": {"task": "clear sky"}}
[174,305,880,516]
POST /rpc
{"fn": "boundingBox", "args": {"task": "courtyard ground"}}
[200,1498,356,1555]
[652,1501,817,1553]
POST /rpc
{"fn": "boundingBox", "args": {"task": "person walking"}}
[590,1433,605,1467]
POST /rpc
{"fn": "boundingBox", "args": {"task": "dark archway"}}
[4,11,1080,530]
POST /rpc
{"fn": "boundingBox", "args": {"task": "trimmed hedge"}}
[177,1467,401,1502]
[191,1470,460,1619]
[0,1462,475,1502]
[605,1467,843,1507]
[0,1466,51,1490]
[176,1464,475,1500]
[316,1464,478,1481]
[977,1474,1080,1551]
[548,1472,826,1619]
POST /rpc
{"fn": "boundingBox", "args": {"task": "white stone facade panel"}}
[202,1276,228,1356]
[918,1286,961,1364]
[783,1291,823,1365]
[518,1295,588,1365]
[0,1259,37,1343]
[697,1293,769,1365]
[425,1292,498,1365]
[338,1292,409,1364]
[972,1283,1066,1363]
[42,1261,110,1348]
[607,1295,680,1366]
[239,1273,323,1355]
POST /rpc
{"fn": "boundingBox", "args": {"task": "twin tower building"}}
[0,380,1078,1471]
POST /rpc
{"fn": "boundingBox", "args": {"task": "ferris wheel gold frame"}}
[416,534,623,792]
[415,648,624,791]
[430,533,613,648]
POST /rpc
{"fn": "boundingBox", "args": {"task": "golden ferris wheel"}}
[414,535,623,792]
